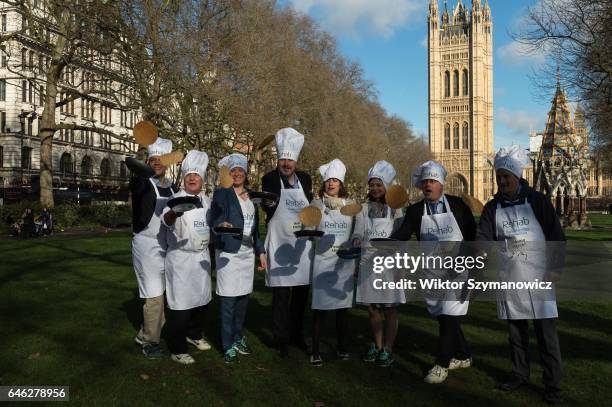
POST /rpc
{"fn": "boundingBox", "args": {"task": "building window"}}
[60,152,73,174]
[27,117,33,136]
[0,79,5,101]
[81,156,92,176]
[462,69,468,96]
[0,145,3,167]
[22,80,27,102]
[21,48,26,68]
[453,70,459,97]
[444,123,451,150]
[120,161,127,178]
[444,71,450,98]
[1,46,6,67]
[453,123,459,149]
[1,111,5,132]
[462,122,469,149]
[21,147,32,169]
[100,158,111,177]
[1,14,6,32]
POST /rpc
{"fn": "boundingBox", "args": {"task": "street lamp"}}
[18,111,29,187]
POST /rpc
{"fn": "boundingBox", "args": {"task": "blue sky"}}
[282,0,553,150]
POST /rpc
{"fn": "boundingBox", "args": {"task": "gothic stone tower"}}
[428,0,494,203]
[533,71,590,228]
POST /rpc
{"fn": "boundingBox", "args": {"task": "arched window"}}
[462,122,469,149]
[100,158,111,177]
[81,156,92,176]
[444,123,451,149]
[462,69,468,95]
[453,70,459,97]
[444,71,450,98]
[60,152,72,174]
[453,123,460,149]
[119,161,127,178]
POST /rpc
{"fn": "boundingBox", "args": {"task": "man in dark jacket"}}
[477,145,564,405]
[130,137,177,359]
[391,160,476,385]
[261,128,313,358]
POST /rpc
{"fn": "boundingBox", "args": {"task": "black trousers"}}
[508,318,563,391]
[272,285,309,345]
[435,315,471,368]
[311,308,349,356]
[165,305,207,355]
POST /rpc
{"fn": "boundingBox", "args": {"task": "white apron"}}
[312,202,355,310]
[265,177,313,287]
[165,192,212,310]
[420,195,469,316]
[132,178,173,298]
[495,200,557,320]
[216,196,255,297]
[356,205,406,304]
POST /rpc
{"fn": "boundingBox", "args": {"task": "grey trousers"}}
[507,318,563,391]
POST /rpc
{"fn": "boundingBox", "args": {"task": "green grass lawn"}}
[1,219,611,406]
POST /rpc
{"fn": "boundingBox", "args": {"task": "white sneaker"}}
[424,365,448,384]
[186,337,212,351]
[448,357,472,370]
[134,334,145,346]
[171,353,195,365]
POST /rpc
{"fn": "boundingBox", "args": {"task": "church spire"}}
[442,0,449,25]
[429,0,439,12]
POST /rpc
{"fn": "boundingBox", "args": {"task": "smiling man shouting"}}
[390,160,476,384]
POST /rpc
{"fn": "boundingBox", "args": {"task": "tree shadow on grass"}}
[120,289,142,332]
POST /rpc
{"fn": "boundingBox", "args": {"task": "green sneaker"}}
[233,336,252,355]
[376,348,394,367]
[224,347,238,364]
[362,343,379,363]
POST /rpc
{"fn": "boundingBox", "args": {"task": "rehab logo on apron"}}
[419,195,468,316]
[264,176,313,287]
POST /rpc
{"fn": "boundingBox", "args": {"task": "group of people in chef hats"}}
[129,128,565,404]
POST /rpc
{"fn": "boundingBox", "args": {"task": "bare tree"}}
[513,0,612,149]
[0,0,147,206]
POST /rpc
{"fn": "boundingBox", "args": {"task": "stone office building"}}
[0,0,139,203]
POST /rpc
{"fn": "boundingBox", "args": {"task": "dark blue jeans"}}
[219,294,249,351]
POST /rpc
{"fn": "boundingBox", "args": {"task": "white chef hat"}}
[412,160,447,188]
[494,144,529,179]
[368,160,396,190]
[181,150,209,179]
[319,159,346,183]
[147,137,172,158]
[275,127,304,161]
[218,153,248,172]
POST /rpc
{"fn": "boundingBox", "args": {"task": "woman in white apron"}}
[352,161,404,367]
[162,150,213,365]
[310,159,355,367]
[391,161,477,384]
[212,153,267,364]
[131,137,176,359]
